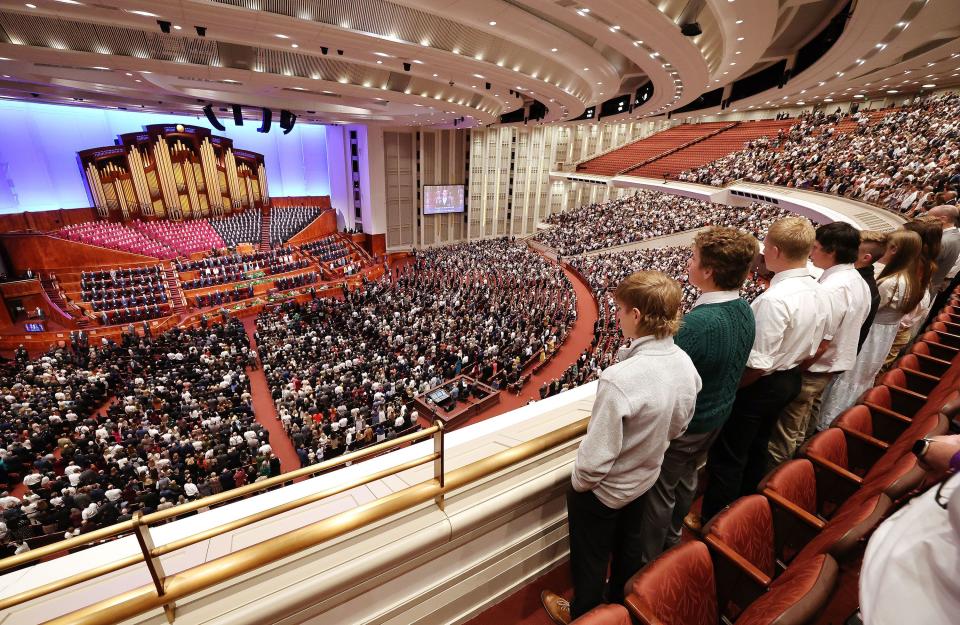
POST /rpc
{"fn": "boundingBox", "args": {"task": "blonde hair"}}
[859,230,888,264]
[614,270,683,339]
[765,216,816,262]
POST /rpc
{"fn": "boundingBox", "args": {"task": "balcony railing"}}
[0,417,589,625]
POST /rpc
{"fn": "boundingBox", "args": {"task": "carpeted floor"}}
[241,315,301,473]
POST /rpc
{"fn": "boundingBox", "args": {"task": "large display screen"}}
[423,185,465,214]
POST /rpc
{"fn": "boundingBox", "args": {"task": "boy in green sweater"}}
[637,226,758,563]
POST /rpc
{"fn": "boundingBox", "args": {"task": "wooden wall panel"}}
[271,196,332,209]
[286,210,338,245]
[0,233,157,273]
[0,207,98,234]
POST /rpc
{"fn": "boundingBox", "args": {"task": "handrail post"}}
[433,420,445,510]
[133,511,176,624]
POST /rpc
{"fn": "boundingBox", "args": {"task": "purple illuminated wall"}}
[0,100,332,213]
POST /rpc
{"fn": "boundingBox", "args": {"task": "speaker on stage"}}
[232,104,244,126]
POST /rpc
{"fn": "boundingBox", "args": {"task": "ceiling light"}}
[25,3,37,7]
[173,25,182,30]
[140,71,151,74]
[54,0,83,4]
[854,94,865,98]
[275,34,289,39]
[128,10,158,16]
[291,44,299,48]
[580,7,590,12]
[583,67,589,71]
[922,83,936,88]
[823,98,833,102]
[432,73,437,76]
[735,19,744,24]
[611,25,620,30]
[376,60,382,64]
[412,59,424,64]
[489,21,497,26]
[887,90,898,94]
[91,66,110,70]
[551,48,559,52]
[737,37,744,41]
[735,51,741,54]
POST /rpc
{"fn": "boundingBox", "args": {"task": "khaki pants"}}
[767,371,835,471]
[879,327,912,376]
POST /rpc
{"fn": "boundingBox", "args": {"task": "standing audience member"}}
[637,227,758,565]
[767,222,871,467]
[854,231,887,352]
[541,271,700,624]
[691,216,829,528]
[926,205,960,320]
[817,231,925,427]
[881,217,940,368]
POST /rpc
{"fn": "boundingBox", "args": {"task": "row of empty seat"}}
[576,122,735,176]
[624,119,796,179]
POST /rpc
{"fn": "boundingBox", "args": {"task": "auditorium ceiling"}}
[0,0,956,128]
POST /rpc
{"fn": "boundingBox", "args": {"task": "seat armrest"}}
[704,534,773,589]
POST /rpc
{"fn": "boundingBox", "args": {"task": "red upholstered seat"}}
[878,367,936,398]
[625,541,718,625]
[624,539,837,625]
[860,384,925,421]
[572,604,632,625]
[793,493,892,563]
[918,330,960,361]
[906,343,953,377]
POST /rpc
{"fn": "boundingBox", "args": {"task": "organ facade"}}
[78,124,269,221]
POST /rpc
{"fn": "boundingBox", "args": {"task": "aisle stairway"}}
[259,206,272,251]
[40,274,91,328]
[162,264,188,316]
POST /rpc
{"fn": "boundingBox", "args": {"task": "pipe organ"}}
[78,124,269,221]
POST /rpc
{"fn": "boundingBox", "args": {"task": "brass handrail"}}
[42,417,587,625]
[0,425,440,572]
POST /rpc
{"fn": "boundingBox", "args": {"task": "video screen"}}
[423,185,465,214]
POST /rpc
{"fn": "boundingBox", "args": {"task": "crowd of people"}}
[535,190,788,255]
[80,266,170,313]
[677,94,960,215]
[255,238,575,464]
[269,206,324,245]
[177,247,304,290]
[209,209,262,247]
[0,319,282,557]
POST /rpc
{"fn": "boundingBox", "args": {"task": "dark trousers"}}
[700,368,802,522]
[567,486,646,619]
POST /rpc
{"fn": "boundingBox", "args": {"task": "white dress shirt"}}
[860,473,959,625]
[809,264,872,373]
[747,267,830,373]
[691,289,740,309]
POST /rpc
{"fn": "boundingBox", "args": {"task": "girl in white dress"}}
[818,230,925,428]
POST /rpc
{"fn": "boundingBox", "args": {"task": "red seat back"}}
[800,429,850,471]
[860,386,892,410]
[703,495,776,578]
[625,541,718,625]
[758,459,817,516]
[833,405,875,438]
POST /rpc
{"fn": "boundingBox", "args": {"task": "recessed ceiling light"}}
[611,25,620,30]
[275,34,289,39]
[551,48,559,52]
[25,3,37,7]
[92,66,110,70]
[54,0,83,4]
[128,10,158,16]
[887,90,898,94]
[737,37,744,41]
[489,21,497,26]
[173,25,182,30]
[854,94,865,98]
[412,59,424,64]
[735,19,744,24]
[432,73,437,77]
[580,7,590,12]
[923,83,936,88]
[376,60,382,64]
[291,44,299,48]
[583,67,589,71]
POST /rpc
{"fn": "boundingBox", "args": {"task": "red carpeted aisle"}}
[452,260,600,430]
[241,315,301,473]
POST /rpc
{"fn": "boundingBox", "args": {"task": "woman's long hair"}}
[903,217,942,292]
[878,230,924,312]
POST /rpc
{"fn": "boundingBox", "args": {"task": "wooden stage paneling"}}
[0,232,158,274]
